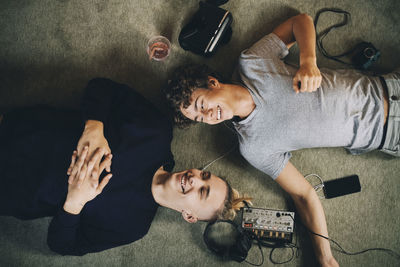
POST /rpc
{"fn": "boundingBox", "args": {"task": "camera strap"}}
[314,8,355,66]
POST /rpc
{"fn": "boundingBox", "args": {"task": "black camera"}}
[352,42,381,70]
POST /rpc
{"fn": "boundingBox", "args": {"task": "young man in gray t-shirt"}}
[165,13,399,267]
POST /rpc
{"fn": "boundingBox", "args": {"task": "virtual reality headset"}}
[179,0,233,57]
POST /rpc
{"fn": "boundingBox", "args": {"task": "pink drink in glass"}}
[147,36,171,61]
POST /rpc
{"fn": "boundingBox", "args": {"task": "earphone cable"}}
[201,121,239,171]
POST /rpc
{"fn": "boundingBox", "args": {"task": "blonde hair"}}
[216,179,252,221]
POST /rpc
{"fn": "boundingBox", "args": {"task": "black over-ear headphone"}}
[203,220,253,262]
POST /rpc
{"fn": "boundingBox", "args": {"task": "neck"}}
[227,84,255,119]
[151,166,175,210]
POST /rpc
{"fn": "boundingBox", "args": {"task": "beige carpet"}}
[1,0,399,266]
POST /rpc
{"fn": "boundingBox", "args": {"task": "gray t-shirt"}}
[233,33,385,179]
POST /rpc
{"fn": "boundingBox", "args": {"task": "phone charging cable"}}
[305,173,325,199]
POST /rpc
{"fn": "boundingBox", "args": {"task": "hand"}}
[67,120,111,187]
[293,59,322,93]
[63,147,113,215]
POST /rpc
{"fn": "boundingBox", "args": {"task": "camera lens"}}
[363,47,375,58]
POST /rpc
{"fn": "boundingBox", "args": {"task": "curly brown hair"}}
[164,64,223,128]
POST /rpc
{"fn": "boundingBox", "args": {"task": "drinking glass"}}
[147,36,171,61]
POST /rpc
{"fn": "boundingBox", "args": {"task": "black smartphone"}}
[323,175,361,199]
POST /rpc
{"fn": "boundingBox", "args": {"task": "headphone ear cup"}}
[227,232,252,262]
[204,220,252,263]
[232,226,253,260]
[242,232,253,251]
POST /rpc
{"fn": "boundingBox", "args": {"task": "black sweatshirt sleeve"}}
[81,77,165,126]
[47,209,137,255]
[83,78,138,123]
[81,78,170,145]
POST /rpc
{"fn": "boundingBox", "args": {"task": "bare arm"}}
[276,161,339,267]
[273,14,322,93]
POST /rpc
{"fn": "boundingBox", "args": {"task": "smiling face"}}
[179,77,235,125]
[160,169,228,222]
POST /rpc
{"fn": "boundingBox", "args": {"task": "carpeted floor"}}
[0,0,399,266]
